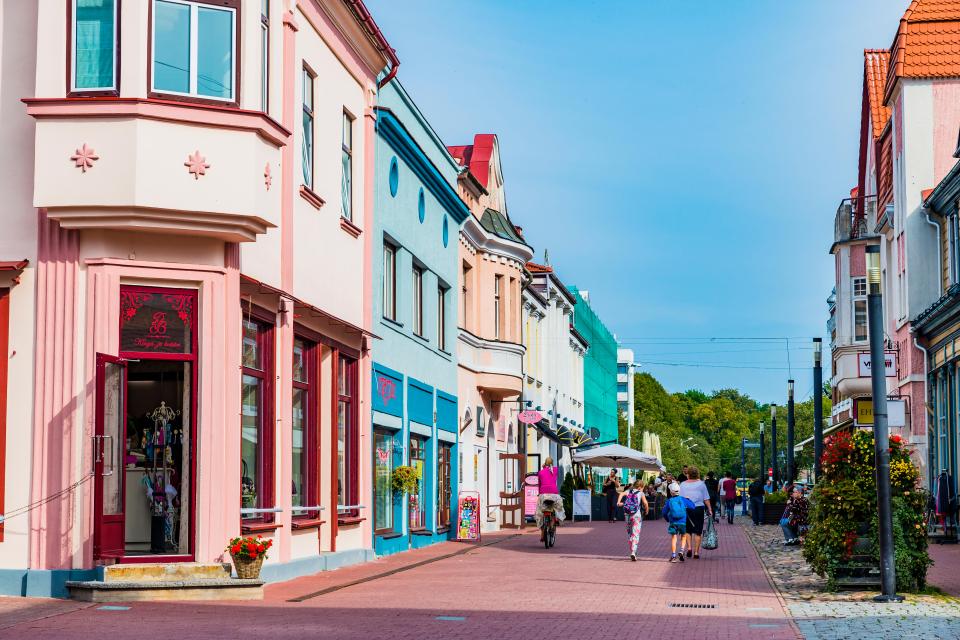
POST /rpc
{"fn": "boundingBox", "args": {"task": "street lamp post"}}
[865,245,902,603]
[771,404,778,489]
[787,380,795,483]
[741,438,748,515]
[813,338,823,481]
[759,421,765,488]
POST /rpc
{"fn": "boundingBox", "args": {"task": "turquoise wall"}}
[569,287,619,444]
[371,80,467,556]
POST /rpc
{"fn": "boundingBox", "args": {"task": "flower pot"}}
[231,553,264,579]
[761,504,786,525]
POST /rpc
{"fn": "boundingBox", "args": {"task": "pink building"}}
[448,135,533,531]
[0,0,396,597]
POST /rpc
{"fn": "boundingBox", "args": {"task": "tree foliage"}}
[628,372,831,479]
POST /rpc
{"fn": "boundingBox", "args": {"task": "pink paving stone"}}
[0,520,798,639]
[928,541,960,596]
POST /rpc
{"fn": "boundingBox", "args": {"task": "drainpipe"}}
[342,0,400,88]
[913,333,931,487]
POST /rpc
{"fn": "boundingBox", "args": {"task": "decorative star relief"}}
[184,150,210,180]
[70,144,99,173]
[264,162,272,190]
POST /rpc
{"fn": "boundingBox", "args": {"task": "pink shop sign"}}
[524,473,540,517]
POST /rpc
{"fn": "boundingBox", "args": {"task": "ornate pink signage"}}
[518,409,543,425]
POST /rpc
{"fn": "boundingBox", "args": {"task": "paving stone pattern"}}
[742,518,960,639]
[0,518,796,639]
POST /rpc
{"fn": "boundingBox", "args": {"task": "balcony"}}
[833,195,876,246]
[25,99,288,243]
[457,329,525,395]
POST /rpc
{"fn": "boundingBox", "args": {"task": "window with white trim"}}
[437,284,447,350]
[302,65,315,188]
[383,242,397,322]
[152,0,238,102]
[72,0,118,92]
[412,265,424,337]
[260,0,269,111]
[852,276,867,343]
[341,112,354,221]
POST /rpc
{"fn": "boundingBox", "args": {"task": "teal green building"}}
[568,287,619,445]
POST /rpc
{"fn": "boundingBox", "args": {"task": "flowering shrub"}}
[226,535,273,561]
[391,465,420,494]
[802,429,930,591]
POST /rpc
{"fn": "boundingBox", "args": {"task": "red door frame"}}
[93,353,127,560]
[109,285,199,563]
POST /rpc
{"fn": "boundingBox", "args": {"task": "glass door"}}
[94,354,127,560]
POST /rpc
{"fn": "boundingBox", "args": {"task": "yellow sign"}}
[856,400,873,426]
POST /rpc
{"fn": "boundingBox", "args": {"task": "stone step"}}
[835,575,882,590]
[66,578,264,603]
[101,562,231,583]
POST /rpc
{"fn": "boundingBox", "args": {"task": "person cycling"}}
[533,457,565,541]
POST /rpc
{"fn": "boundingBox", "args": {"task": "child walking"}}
[662,482,695,563]
[618,479,649,561]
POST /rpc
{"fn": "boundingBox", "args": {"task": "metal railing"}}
[834,195,877,243]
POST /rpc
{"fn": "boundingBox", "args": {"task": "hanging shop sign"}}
[121,287,195,354]
[854,398,907,428]
[518,409,543,425]
[857,352,897,378]
[457,492,481,542]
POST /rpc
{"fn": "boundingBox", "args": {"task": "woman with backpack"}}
[617,479,649,561]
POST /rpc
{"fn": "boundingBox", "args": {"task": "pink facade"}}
[0,0,395,595]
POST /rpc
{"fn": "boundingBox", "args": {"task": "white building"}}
[617,348,635,443]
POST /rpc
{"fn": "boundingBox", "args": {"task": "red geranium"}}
[226,535,272,561]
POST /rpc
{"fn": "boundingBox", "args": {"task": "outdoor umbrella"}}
[572,443,665,472]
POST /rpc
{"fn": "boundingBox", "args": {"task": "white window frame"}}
[494,275,502,340]
[260,0,269,111]
[150,0,237,102]
[412,265,424,337]
[341,111,354,221]
[71,0,119,93]
[383,243,397,322]
[852,274,868,344]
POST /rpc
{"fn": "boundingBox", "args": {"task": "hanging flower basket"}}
[392,465,420,494]
[226,535,272,579]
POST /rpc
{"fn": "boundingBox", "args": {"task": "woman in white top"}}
[679,466,713,559]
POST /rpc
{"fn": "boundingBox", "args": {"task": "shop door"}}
[93,354,127,560]
[499,453,525,529]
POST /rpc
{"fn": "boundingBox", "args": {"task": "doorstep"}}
[65,562,264,602]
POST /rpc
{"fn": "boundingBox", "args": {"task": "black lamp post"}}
[787,380,795,483]
[759,420,765,486]
[771,404,778,489]
[813,338,823,481]
[865,244,902,603]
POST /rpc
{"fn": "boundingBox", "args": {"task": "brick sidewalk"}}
[0,518,797,639]
[928,542,960,596]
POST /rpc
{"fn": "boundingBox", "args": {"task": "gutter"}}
[342,0,400,88]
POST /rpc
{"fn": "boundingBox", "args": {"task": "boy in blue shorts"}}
[662,482,694,563]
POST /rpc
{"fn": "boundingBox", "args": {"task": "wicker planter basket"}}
[231,554,265,579]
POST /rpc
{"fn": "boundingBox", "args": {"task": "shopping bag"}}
[702,515,718,550]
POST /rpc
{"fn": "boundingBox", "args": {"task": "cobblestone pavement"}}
[0,518,796,639]
[741,517,960,639]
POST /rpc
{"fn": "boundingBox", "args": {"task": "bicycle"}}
[541,496,558,548]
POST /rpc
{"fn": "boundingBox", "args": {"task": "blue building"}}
[371,81,469,556]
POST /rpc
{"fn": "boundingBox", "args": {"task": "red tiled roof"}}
[446,134,497,188]
[526,262,553,273]
[864,49,891,139]
[886,0,960,101]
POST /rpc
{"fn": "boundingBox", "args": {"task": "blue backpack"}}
[665,497,689,523]
[623,490,641,515]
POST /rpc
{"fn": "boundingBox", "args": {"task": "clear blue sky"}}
[365,0,908,404]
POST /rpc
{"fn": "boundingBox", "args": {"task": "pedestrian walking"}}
[602,469,621,522]
[679,466,713,559]
[677,465,689,483]
[662,482,694,562]
[748,476,765,526]
[719,471,737,524]
[618,480,649,561]
[705,471,720,522]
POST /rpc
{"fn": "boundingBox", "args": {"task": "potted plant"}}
[227,535,273,579]
[392,465,420,494]
[761,490,789,525]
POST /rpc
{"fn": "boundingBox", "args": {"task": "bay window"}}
[337,354,358,517]
[71,0,118,93]
[291,336,318,519]
[852,276,867,343]
[152,0,238,103]
[241,315,274,523]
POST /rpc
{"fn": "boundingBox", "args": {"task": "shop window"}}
[409,435,427,530]
[337,354,358,517]
[151,0,238,103]
[373,430,394,533]
[241,315,274,522]
[438,442,452,529]
[341,111,354,221]
[71,0,118,93]
[291,336,318,519]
